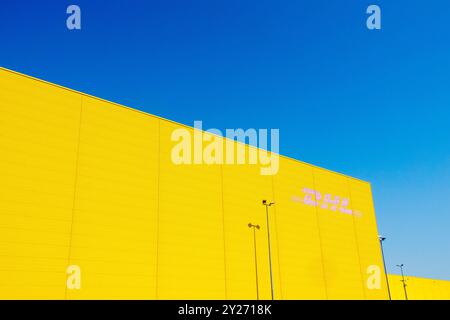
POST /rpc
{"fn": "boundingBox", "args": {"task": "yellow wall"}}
[1,67,392,299]
[388,275,450,300]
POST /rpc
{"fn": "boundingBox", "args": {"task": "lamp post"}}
[378,236,392,300]
[248,223,260,300]
[396,264,408,300]
[262,199,275,300]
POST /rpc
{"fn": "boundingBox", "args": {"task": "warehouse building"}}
[0,67,448,299]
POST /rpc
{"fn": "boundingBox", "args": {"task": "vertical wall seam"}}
[347,178,367,299]
[270,174,283,299]
[311,170,329,299]
[155,120,161,299]
[220,165,228,299]
[65,95,84,300]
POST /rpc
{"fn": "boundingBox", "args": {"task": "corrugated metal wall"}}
[1,67,390,299]
[388,275,450,300]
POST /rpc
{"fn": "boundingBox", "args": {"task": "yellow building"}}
[388,275,450,300]
[0,67,447,300]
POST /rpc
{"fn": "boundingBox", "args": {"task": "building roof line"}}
[0,66,370,184]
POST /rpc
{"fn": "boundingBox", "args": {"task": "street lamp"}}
[248,223,261,300]
[378,236,392,300]
[262,199,275,300]
[396,264,408,300]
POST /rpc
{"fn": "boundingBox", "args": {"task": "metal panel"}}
[0,67,422,299]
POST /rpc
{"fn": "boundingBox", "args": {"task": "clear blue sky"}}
[1,0,449,280]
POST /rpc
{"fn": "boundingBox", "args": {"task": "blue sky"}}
[1,0,449,280]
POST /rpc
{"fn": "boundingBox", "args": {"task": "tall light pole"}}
[248,223,260,300]
[378,236,391,300]
[396,264,408,300]
[262,199,275,300]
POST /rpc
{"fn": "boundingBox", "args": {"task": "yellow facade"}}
[388,275,450,300]
[0,67,444,300]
